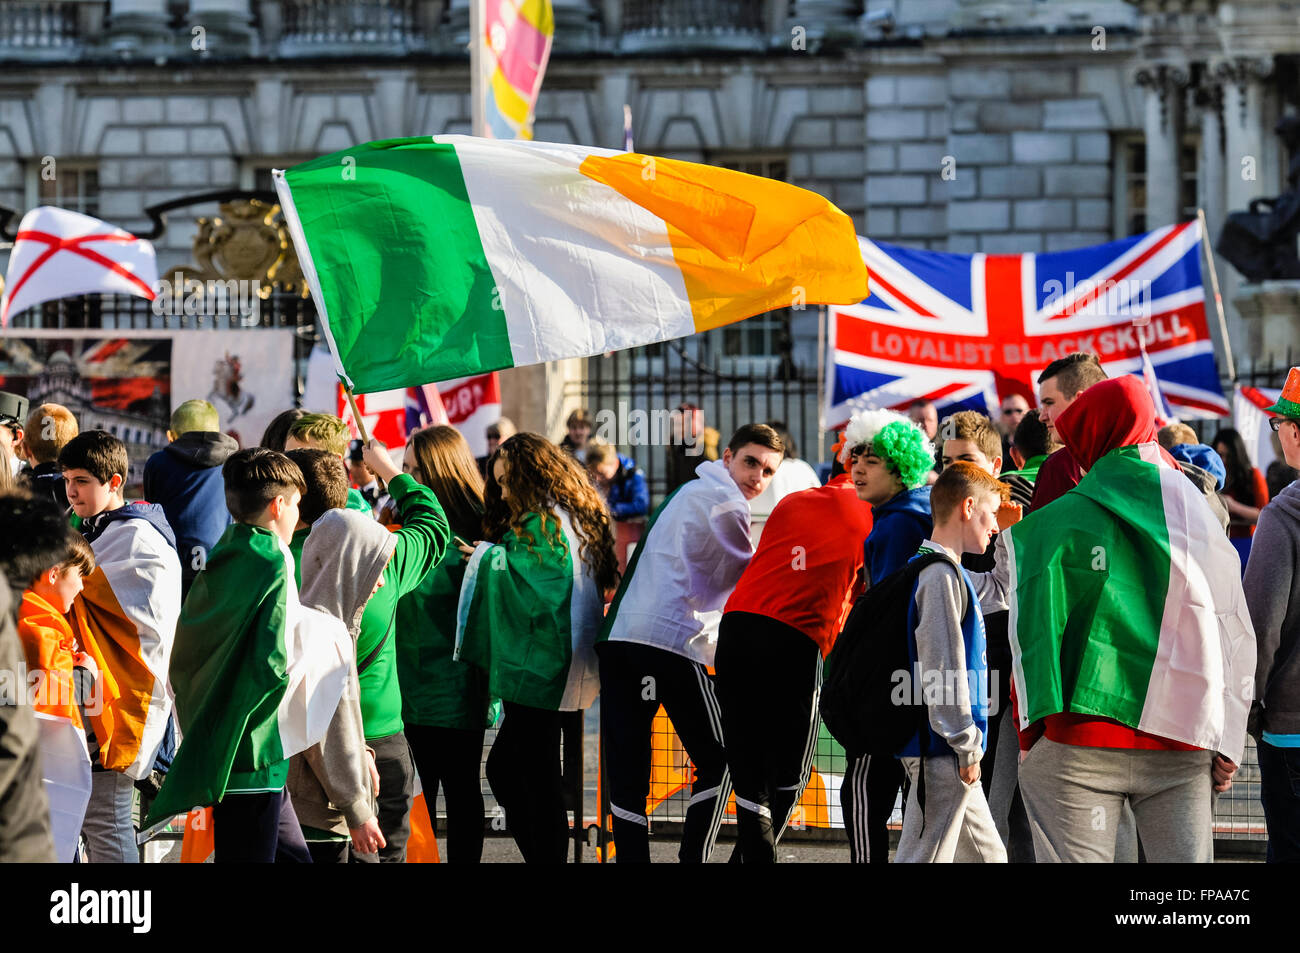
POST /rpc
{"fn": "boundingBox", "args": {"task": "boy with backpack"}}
[837,409,935,863]
[893,461,1009,863]
[143,399,238,599]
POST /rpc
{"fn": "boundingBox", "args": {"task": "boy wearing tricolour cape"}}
[145,448,352,862]
[894,461,1009,864]
[62,430,183,863]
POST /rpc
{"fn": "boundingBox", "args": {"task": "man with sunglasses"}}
[0,392,28,479]
[1246,367,1300,861]
[997,394,1030,461]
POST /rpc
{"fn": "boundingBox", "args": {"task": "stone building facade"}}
[0,0,1295,435]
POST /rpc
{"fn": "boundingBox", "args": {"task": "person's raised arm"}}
[363,439,450,595]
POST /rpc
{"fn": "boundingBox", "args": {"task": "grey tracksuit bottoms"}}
[895,755,1007,863]
[1017,738,1214,863]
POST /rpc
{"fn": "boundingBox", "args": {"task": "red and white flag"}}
[1235,384,1283,472]
[439,373,501,458]
[1,206,158,324]
[305,346,498,455]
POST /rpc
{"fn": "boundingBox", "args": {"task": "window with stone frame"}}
[1113,133,1200,238]
[698,153,794,368]
[30,160,99,217]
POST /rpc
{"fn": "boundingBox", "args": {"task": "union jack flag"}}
[824,221,1229,428]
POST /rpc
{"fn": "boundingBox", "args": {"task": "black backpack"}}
[820,551,967,757]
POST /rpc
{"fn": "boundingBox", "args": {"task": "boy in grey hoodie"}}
[1245,367,1300,863]
[292,508,394,862]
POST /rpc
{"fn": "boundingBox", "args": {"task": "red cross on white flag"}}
[1,206,158,325]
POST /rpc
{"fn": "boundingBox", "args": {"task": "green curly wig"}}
[872,420,935,490]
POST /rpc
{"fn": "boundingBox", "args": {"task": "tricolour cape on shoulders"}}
[454,508,601,711]
[145,524,350,825]
[1006,443,1255,762]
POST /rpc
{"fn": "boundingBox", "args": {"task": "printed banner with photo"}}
[169,329,297,449]
[0,334,171,492]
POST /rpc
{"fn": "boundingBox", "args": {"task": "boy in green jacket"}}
[146,448,352,862]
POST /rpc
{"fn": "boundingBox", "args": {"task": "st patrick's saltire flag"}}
[481,0,553,141]
[1005,443,1255,763]
[826,221,1228,426]
[273,136,869,394]
[1,206,158,325]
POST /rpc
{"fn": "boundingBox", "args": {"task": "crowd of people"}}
[0,350,1297,863]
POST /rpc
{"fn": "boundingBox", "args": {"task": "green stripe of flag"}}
[1010,445,1170,726]
[282,138,513,392]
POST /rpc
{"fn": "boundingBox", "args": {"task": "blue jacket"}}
[1169,442,1227,491]
[143,431,237,593]
[606,454,650,521]
[864,486,933,585]
[899,553,988,760]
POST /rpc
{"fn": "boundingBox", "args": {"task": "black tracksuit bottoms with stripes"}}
[597,639,730,863]
[713,612,823,863]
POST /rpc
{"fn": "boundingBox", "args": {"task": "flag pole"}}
[344,384,370,444]
[816,304,826,465]
[1197,207,1237,384]
[470,0,486,138]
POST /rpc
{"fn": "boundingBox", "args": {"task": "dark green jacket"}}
[396,548,490,731]
[356,474,449,739]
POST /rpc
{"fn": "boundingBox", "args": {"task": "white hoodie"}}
[602,459,754,666]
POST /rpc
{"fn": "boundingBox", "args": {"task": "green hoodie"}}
[356,473,449,739]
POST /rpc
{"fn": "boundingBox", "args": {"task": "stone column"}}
[1135,64,1189,230]
[106,0,173,57]
[788,0,860,43]
[188,0,256,55]
[599,0,622,38]
[1195,82,1225,239]
[1213,55,1274,366]
[1214,56,1273,216]
[549,0,601,51]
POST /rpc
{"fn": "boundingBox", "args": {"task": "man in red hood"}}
[1029,353,1107,509]
[1011,375,1243,862]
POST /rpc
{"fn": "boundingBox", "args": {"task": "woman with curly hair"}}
[454,432,617,862]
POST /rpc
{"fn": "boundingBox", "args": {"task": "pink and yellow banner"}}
[481,0,554,140]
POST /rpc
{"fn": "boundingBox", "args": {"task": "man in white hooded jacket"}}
[595,423,783,863]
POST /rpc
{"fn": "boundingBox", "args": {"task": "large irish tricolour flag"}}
[1005,443,1255,762]
[273,136,868,394]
